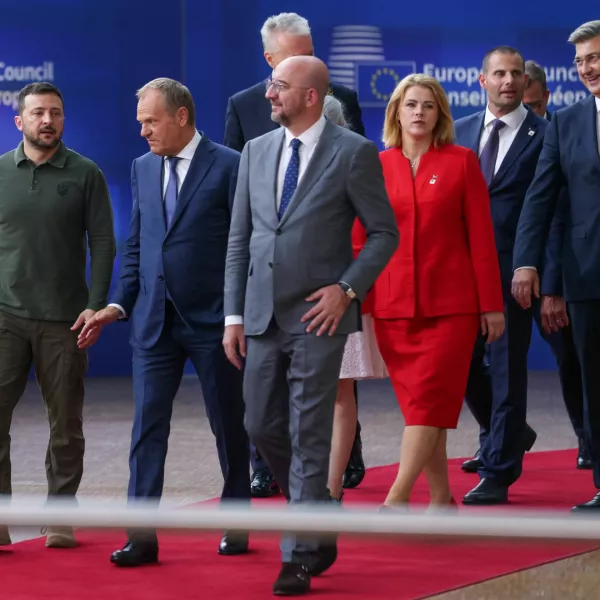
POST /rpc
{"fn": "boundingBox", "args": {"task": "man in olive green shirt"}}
[0,82,115,549]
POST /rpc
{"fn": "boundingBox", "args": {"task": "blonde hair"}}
[382,74,454,149]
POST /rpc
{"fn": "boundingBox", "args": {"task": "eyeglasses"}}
[265,78,310,94]
[573,53,600,68]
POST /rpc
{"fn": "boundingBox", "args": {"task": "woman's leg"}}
[384,425,442,505]
[423,429,452,505]
[328,378,358,500]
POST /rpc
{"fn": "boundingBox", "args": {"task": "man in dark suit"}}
[512,20,600,511]
[223,11,366,498]
[78,78,251,564]
[455,46,544,505]
[521,60,589,469]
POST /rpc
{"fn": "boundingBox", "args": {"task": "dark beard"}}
[25,131,62,149]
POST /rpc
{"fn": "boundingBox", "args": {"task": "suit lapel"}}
[491,111,540,187]
[279,121,342,227]
[580,95,600,168]
[465,112,485,155]
[263,129,286,221]
[149,154,167,236]
[166,136,216,235]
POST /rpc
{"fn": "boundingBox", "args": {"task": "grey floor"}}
[6,371,597,598]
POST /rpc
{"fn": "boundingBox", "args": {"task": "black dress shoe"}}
[577,438,593,470]
[250,470,280,498]
[461,450,482,473]
[308,540,337,576]
[462,478,509,505]
[342,433,365,489]
[572,491,600,512]
[110,541,158,567]
[273,563,311,596]
[218,532,249,555]
[523,425,537,452]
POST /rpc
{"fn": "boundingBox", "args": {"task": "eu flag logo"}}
[355,61,417,107]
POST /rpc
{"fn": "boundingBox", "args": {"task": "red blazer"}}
[362,144,503,319]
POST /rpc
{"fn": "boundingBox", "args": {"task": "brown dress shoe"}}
[0,525,11,546]
[44,526,77,548]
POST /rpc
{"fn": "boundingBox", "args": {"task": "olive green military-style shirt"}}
[0,141,116,322]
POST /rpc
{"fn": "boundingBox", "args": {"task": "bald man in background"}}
[223,56,398,595]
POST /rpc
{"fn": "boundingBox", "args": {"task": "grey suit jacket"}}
[224,120,399,336]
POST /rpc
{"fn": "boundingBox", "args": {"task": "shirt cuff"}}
[108,303,127,319]
[515,266,537,272]
[225,315,243,326]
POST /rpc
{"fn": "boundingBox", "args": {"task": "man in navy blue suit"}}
[78,78,251,564]
[455,46,544,505]
[513,20,600,511]
[223,12,366,497]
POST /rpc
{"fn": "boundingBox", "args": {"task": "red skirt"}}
[373,315,479,429]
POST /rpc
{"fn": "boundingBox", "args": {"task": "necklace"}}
[403,153,421,169]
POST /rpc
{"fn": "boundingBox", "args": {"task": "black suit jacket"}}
[223,80,365,151]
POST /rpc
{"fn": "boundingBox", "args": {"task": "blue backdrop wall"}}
[0,0,596,375]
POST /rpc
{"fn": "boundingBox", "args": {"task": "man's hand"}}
[301,284,351,336]
[540,295,569,334]
[480,311,505,343]
[76,306,122,349]
[223,324,246,370]
[71,309,97,333]
[511,268,539,309]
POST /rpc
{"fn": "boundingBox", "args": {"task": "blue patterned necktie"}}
[479,119,506,186]
[278,138,302,220]
[164,156,180,227]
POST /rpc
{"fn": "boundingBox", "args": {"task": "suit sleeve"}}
[350,218,373,314]
[344,89,366,137]
[462,149,504,313]
[513,114,566,270]
[540,186,568,296]
[111,160,142,316]
[341,141,399,300]
[224,142,252,317]
[224,97,245,152]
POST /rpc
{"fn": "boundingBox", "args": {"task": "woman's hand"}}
[480,311,505,343]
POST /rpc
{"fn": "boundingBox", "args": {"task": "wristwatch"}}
[338,281,357,300]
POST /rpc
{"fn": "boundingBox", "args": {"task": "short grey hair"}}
[525,60,547,92]
[323,95,347,127]
[260,12,311,52]
[136,77,196,127]
[568,20,600,44]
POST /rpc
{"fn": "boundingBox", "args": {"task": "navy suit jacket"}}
[112,135,240,349]
[223,80,365,151]
[454,108,548,260]
[514,95,600,302]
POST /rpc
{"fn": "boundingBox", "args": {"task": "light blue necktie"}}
[278,139,302,220]
[165,156,180,227]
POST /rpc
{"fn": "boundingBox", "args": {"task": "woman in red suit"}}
[370,74,505,508]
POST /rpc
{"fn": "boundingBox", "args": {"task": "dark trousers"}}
[128,303,250,505]
[0,310,87,497]
[568,300,600,488]
[533,302,584,438]
[464,254,532,486]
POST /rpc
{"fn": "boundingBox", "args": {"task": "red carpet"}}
[2,449,598,599]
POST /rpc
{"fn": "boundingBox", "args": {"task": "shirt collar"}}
[14,140,68,168]
[284,116,327,149]
[484,103,528,130]
[164,130,202,162]
[595,96,600,113]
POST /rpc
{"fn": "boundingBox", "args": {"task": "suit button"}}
[158,275,164,281]
[268,262,273,268]
[276,229,282,235]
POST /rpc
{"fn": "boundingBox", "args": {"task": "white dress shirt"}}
[225,116,328,326]
[478,103,529,174]
[109,130,202,317]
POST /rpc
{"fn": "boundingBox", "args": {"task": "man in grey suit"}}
[223,55,398,596]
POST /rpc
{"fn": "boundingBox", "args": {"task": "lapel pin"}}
[429,175,438,184]
[528,129,535,136]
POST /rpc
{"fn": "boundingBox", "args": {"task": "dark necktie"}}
[479,119,506,186]
[164,156,180,227]
[278,138,302,220]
